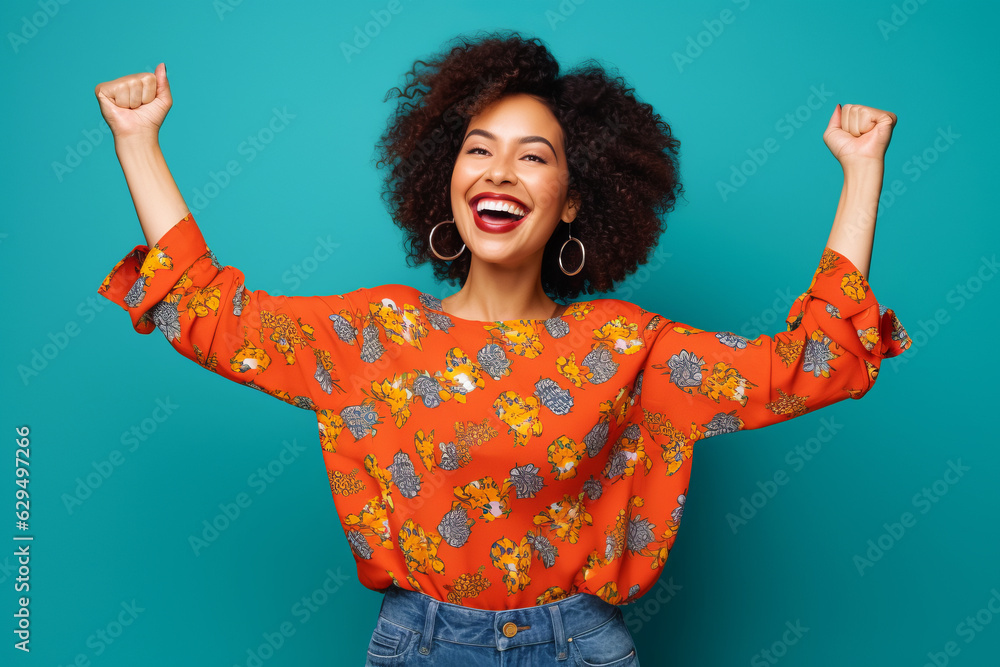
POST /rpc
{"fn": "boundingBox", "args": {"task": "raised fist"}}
[94,62,172,140]
[823,103,897,169]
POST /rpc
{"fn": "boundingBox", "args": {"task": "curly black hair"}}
[375,30,682,300]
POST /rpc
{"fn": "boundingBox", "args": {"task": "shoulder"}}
[573,296,667,326]
[359,284,439,307]
[343,285,453,316]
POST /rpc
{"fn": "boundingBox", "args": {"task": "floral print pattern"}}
[98,215,910,610]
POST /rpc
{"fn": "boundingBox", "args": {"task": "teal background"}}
[3,0,998,665]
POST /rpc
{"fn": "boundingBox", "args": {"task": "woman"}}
[95,32,908,667]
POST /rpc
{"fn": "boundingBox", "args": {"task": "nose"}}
[485,151,517,186]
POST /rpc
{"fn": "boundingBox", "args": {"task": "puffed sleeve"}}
[639,247,910,440]
[97,213,368,411]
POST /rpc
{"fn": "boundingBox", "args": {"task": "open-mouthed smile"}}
[469,193,531,233]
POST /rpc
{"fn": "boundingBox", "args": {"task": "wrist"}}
[839,157,885,181]
[113,132,161,155]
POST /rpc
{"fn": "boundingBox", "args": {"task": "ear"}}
[561,189,581,223]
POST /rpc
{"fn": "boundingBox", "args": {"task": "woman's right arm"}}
[95,62,188,246]
[95,64,370,412]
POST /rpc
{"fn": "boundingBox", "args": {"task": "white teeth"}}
[476,199,527,218]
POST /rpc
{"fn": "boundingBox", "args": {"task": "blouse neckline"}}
[405,285,595,326]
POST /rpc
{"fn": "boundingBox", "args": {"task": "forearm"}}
[114,136,190,247]
[824,161,885,280]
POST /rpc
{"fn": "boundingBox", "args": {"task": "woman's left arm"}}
[822,104,898,279]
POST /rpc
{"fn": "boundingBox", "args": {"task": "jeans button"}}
[502,622,518,637]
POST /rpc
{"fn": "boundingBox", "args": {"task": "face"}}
[449,93,578,271]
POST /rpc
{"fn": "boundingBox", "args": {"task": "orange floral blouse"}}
[98,214,910,610]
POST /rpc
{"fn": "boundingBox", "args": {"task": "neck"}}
[442,255,563,321]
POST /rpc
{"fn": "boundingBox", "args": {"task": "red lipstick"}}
[469,192,530,234]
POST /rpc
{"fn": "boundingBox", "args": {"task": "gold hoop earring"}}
[559,222,585,276]
[429,220,465,261]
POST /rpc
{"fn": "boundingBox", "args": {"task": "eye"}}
[465,147,490,156]
[523,153,548,164]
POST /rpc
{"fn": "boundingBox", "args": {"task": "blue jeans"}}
[364,585,640,666]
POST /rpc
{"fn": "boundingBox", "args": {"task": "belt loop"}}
[548,603,569,661]
[419,598,439,656]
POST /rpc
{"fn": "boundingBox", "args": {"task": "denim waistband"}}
[378,585,622,655]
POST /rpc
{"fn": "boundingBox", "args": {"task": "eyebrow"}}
[463,129,559,163]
